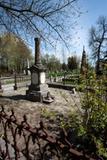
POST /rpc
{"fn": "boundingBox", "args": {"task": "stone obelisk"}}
[26,38,49,102]
[35,38,41,65]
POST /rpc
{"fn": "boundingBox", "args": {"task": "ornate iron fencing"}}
[0,106,97,160]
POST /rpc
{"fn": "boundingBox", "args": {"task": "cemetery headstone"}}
[26,38,54,103]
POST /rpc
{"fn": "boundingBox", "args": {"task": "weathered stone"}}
[43,92,54,103]
[71,88,76,94]
[26,38,54,103]
[35,38,41,65]
[0,89,3,96]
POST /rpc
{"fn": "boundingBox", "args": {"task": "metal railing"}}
[0,74,31,91]
[0,106,97,160]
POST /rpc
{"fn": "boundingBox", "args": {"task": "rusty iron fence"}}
[0,106,98,160]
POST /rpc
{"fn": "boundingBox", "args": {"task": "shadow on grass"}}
[0,94,27,101]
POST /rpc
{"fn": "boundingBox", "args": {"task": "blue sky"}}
[73,0,107,55]
[31,0,107,63]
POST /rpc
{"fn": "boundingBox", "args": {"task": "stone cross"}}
[34,38,41,65]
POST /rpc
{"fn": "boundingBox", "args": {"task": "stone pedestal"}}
[26,38,54,103]
[26,65,49,102]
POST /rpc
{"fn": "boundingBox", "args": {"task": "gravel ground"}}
[0,87,82,125]
[0,87,83,159]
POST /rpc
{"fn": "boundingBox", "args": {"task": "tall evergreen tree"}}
[67,55,79,71]
[80,46,87,77]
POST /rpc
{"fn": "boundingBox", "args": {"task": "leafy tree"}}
[80,47,87,77]
[67,55,80,71]
[82,77,107,158]
[61,62,68,71]
[66,76,107,158]
[89,16,107,75]
[41,54,50,68]
[14,38,32,73]
[41,54,61,72]
[0,33,32,73]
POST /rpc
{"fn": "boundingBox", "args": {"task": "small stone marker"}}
[71,87,76,94]
[43,91,54,103]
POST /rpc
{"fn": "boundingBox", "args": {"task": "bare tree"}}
[0,0,80,47]
[89,16,107,75]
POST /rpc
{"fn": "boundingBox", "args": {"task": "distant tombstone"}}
[27,59,31,75]
[54,77,56,82]
[50,75,54,83]
[70,87,76,94]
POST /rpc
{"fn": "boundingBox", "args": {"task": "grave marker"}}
[26,38,54,102]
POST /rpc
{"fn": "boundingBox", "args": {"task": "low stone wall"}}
[47,82,76,90]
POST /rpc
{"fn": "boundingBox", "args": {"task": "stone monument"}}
[26,38,54,102]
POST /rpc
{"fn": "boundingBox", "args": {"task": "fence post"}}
[14,72,17,90]
[0,75,2,90]
[0,75,3,95]
[63,71,66,85]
